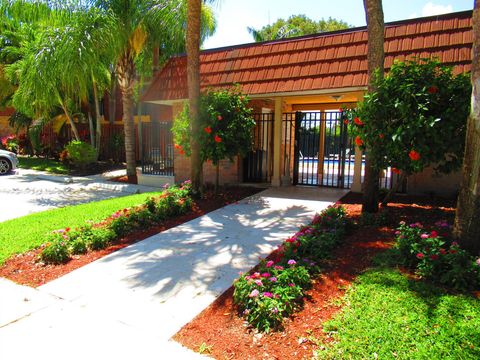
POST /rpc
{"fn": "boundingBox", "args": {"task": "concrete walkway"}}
[0,187,347,359]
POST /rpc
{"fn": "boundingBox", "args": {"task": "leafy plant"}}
[65,140,96,168]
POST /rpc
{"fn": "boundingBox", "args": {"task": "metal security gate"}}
[243,113,274,182]
[290,111,354,188]
[141,122,174,176]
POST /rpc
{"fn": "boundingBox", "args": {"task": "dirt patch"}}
[173,193,456,360]
[0,186,262,288]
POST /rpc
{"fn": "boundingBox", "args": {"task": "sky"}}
[203,0,474,50]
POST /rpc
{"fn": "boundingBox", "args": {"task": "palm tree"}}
[453,0,480,254]
[362,0,384,213]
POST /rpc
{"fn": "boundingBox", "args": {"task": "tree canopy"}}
[247,14,350,42]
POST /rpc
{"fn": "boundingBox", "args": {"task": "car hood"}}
[0,149,16,157]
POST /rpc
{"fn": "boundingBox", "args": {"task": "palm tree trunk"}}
[109,70,117,124]
[117,60,137,180]
[187,0,203,196]
[59,100,80,141]
[453,1,480,254]
[92,79,102,158]
[362,0,384,213]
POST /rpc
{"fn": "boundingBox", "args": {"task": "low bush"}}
[395,221,480,291]
[234,205,349,332]
[40,181,193,264]
[65,140,96,168]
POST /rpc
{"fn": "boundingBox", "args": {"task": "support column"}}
[351,145,363,192]
[272,97,283,186]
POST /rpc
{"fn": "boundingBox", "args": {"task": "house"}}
[0,107,15,137]
[142,10,473,196]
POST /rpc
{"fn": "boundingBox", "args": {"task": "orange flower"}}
[217,115,223,121]
[343,119,349,125]
[392,167,401,174]
[179,149,185,155]
[409,149,421,161]
[174,143,182,149]
[204,126,212,134]
[427,85,438,94]
[354,117,364,126]
[355,136,364,146]
[214,135,222,143]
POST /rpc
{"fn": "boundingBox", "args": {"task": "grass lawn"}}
[318,251,480,359]
[18,156,69,174]
[0,191,163,265]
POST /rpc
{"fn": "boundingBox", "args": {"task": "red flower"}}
[354,117,364,126]
[427,85,438,94]
[355,136,364,146]
[379,133,384,139]
[65,227,71,232]
[409,150,421,161]
[392,167,401,175]
[439,248,447,255]
[416,253,425,259]
[339,108,344,113]
[344,119,349,125]
[204,126,212,134]
[217,115,223,121]
[430,230,438,238]
[214,135,222,143]
[430,254,439,261]
[179,149,185,155]
[174,144,183,150]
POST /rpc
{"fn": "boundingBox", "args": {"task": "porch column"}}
[272,97,283,186]
[351,146,363,192]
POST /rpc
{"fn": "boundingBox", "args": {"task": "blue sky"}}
[203,0,474,49]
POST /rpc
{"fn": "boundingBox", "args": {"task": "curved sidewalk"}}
[0,187,347,359]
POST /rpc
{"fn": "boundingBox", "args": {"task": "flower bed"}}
[395,220,480,291]
[233,205,349,332]
[40,181,193,264]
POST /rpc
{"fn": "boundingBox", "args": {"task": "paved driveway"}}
[0,169,158,222]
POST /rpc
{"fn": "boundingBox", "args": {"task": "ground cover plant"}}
[39,181,192,264]
[0,190,165,264]
[233,206,349,332]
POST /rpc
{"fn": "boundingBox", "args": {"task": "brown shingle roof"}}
[143,10,473,103]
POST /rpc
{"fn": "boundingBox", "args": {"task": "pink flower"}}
[263,292,273,298]
[288,283,295,287]
[271,307,278,314]
[287,259,297,265]
[254,279,263,287]
[266,260,274,268]
[217,115,223,121]
[416,253,425,259]
[249,289,259,298]
[421,234,429,239]
[261,272,271,278]
[269,276,277,282]
[476,258,480,266]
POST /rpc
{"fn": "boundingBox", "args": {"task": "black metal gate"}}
[243,113,274,182]
[141,122,174,176]
[288,111,355,188]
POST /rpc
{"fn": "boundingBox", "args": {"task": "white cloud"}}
[421,2,453,17]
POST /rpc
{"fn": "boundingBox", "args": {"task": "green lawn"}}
[18,156,69,174]
[0,191,163,265]
[318,252,480,359]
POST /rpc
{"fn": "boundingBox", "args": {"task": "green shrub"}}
[395,221,480,291]
[69,237,88,254]
[65,140,96,168]
[41,238,70,264]
[87,227,115,250]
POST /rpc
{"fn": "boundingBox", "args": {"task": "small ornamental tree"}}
[342,58,471,204]
[172,87,256,191]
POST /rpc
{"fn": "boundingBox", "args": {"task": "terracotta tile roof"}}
[143,10,473,103]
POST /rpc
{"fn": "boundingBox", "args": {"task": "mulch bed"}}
[173,193,456,360]
[0,186,262,288]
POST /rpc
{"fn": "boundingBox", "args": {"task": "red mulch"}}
[173,193,456,360]
[109,175,137,184]
[0,186,262,288]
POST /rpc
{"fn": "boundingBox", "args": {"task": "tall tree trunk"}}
[92,79,102,158]
[362,0,384,213]
[453,1,480,255]
[59,99,80,141]
[109,70,117,124]
[187,0,203,196]
[117,59,137,180]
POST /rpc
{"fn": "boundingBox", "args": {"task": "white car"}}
[0,149,19,175]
